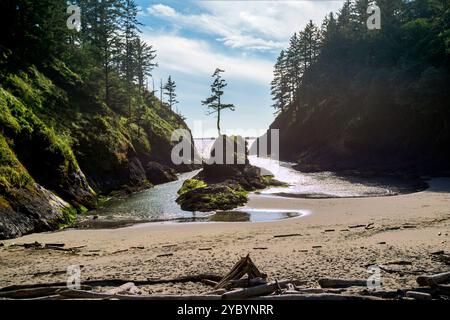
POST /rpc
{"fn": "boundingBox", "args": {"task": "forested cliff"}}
[0,0,195,239]
[266,0,450,173]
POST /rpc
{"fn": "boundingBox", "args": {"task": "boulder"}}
[145,161,178,185]
[176,181,247,212]
[0,184,74,240]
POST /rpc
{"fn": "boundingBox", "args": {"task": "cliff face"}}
[0,63,195,239]
[265,69,450,174]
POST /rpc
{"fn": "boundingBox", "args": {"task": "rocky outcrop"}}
[0,183,73,239]
[176,180,247,212]
[176,136,285,212]
[145,161,177,185]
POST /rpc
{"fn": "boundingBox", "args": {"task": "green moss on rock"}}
[176,183,248,212]
[177,179,207,196]
[0,134,33,191]
[59,206,78,228]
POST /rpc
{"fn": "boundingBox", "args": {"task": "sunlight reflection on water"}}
[83,138,424,226]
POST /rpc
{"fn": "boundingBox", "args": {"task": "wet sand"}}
[0,178,449,294]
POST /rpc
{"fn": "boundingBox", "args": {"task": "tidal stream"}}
[76,139,426,228]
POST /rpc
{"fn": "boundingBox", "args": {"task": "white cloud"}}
[142,33,273,85]
[148,4,177,17]
[147,1,344,51]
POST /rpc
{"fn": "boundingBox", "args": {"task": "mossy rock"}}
[177,179,207,195]
[176,180,248,212]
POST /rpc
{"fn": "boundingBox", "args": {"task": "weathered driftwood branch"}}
[0,285,92,299]
[379,265,426,276]
[10,241,85,253]
[405,291,432,300]
[273,233,302,238]
[202,289,227,296]
[293,288,346,294]
[0,273,223,293]
[105,282,138,295]
[250,293,383,300]
[226,277,267,289]
[58,290,222,300]
[416,271,450,286]
[434,284,450,295]
[222,280,292,300]
[318,278,367,288]
[200,279,218,287]
[359,289,401,299]
[215,254,265,289]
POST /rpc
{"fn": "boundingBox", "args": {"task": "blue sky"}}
[136,0,344,137]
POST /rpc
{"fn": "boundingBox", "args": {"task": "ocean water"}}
[198,138,424,198]
[80,138,424,227]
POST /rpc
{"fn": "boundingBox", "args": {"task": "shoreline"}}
[0,178,449,293]
[75,163,430,229]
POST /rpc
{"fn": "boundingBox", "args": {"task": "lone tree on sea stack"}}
[202,68,235,136]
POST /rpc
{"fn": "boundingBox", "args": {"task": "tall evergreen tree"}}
[286,32,303,99]
[0,0,70,64]
[202,68,236,136]
[163,76,179,111]
[301,20,321,67]
[271,50,289,113]
[119,0,141,118]
[76,0,123,106]
[134,38,157,97]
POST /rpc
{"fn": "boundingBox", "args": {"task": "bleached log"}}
[222,280,292,300]
[405,291,432,300]
[105,282,136,295]
[215,255,265,289]
[200,279,218,287]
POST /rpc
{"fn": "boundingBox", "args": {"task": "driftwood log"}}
[359,289,401,299]
[222,280,293,300]
[0,273,223,293]
[58,290,222,300]
[215,254,266,289]
[416,271,450,286]
[293,288,346,294]
[273,233,302,238]
[105,282,140,295]
[202,289,227,295]
[0,285,92,299]
[10,242,85,253]
[318,278,367,288]
[405,291,432,300]
[226,277,267,289]
[250,293,383,300]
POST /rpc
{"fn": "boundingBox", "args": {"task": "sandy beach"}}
[0,178,449,294]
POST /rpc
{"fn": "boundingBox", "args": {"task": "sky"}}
[136,0,345,138]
